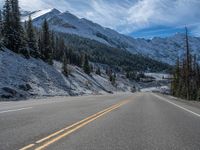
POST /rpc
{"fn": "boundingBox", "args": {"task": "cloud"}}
[127,0,200,29]
[0,0,200,37]
[18,0,49,10]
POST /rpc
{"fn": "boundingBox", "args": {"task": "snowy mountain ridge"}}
[22,8,200,65]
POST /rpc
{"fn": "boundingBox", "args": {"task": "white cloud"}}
[1,0,200,36]
[125,0,200,33]
[18,0,49,10]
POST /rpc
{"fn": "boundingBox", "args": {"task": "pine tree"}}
[109,73,116,85]
[90,64,94,73]
[83,54,91,75]
[18,28,29,58]
[24,20,27,30]
[62,52,69,77]
[11,0,27,54]
[2,0,28,56]
[26,15,39,58]
[171,57,180,96]
[0,9,2,25]
[38,34,43,58]
[197,89,200,101]
[41,19,53,64]
[96,67,101,75]
[2,0,12,49]
[0,9,2,28]
[185,27,191,100]
[80,53,85,67]
[50,32,55,57]
[0,9,3,49]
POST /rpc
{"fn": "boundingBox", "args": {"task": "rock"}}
[18,84,32,91]
[2,87,17,96]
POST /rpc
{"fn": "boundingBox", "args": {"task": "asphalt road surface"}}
[0,92,200,150]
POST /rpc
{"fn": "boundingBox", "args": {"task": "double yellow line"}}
[20,99,130,150]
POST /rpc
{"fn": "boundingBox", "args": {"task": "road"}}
[0,92,200,150]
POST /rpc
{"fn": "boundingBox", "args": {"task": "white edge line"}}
[0,107,33,114]
[153,93,200,118]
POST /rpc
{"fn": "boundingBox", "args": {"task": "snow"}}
[145,73,172,81]
[21,9,59,22]
[140,86,170,93]
[0,49,135,100]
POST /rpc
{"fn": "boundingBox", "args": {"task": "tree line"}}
[58,32,171,73]
[171,28,200,101]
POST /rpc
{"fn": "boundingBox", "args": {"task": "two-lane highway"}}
[1,92,200,150]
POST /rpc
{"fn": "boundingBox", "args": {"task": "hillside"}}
[0,49,136,100]
[57,33,171,72]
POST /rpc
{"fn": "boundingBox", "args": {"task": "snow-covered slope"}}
[131,34,200,64]
[0,49,135,100]
[22,9,200,65]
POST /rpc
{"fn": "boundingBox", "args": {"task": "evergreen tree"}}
[26,15,39,58]
[90,64,94,72]
[0,9,2,25]
[11,0,27,54]
[197,89,200,101]
[2,0,12,49]
[2,0,28,56]
[171,57,180,96]
[19,28,29,58]
[0,9,2,32]
[24,20,27,30]
[50,32,55,57]
[83,54,91,75]
[96,67,101,75]
[57,37,65,60]
[80,53,85,67]
[0,9,3,48]
[38,34,43,58]
[185,27,191,100]
[109,73,116,85]
[62,52,69,77]
[41,19,53,64]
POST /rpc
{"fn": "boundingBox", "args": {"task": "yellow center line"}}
[19,144,35,150]
[36,100,125,144]
[35,100,129,150]
[19,97,131,150]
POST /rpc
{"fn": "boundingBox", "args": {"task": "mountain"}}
[132,34,200,64]
[21,8,199,65]
[22,8,134,47]
[21,8,170,72]
[22,9,200,65]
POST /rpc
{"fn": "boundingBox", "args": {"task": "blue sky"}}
[1,0,200,38]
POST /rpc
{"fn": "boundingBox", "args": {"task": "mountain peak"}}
[49,8,61,14]
[21,8,61,22]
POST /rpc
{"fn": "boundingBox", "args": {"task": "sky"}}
[0,0,200,38]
